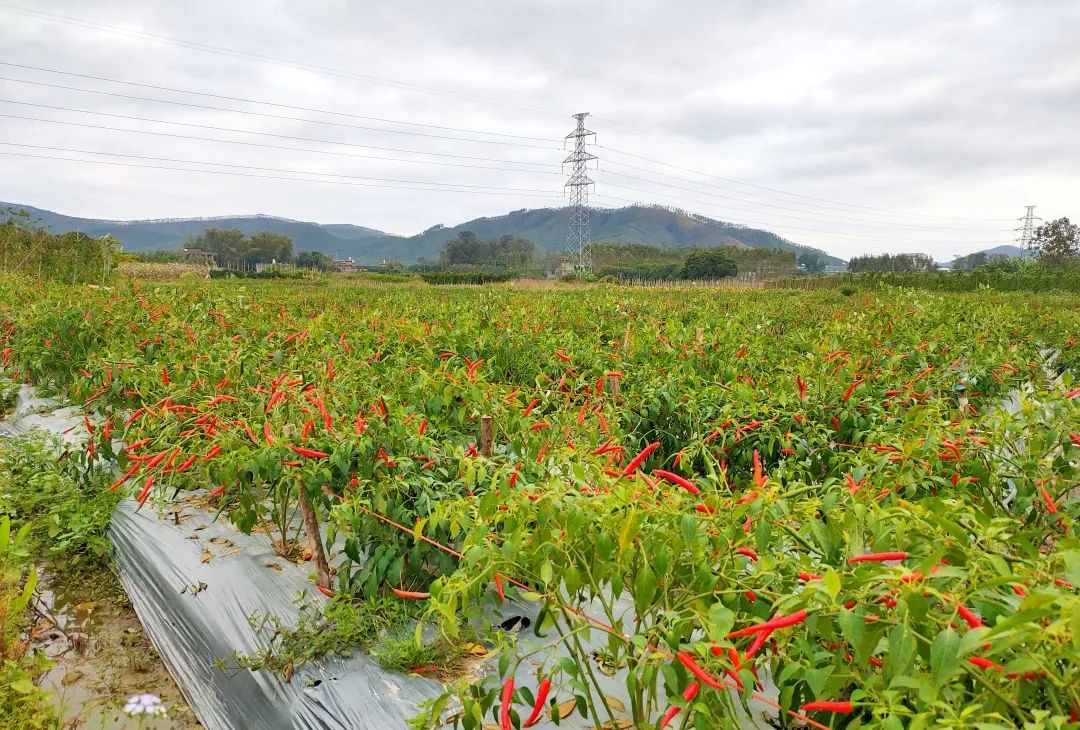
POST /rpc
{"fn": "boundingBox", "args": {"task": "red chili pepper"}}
[493,573,505,604]
[262,421,275,444]
[743,627,773,660]
[752,450,765,488]
[124,408,146,427]
[137,475,155,504]
[144,450,170,469]
[676,652,726,691]
[956,604,983,629]
[848,552,908,564]
[109,464,140,492]
[391,587,430,600]
[523,398,541,416]
[508,464,521,486]
[1065,387,1080,399]
[326,358,335,381]
[694,503,714,514]
[204,445,222,461]
[802,700,853,714]
[728,609,809,638]
[316,584,334,598]
[418,418,427,436]
[1040,488,1059,514]
[175,455,198,473]
[289,445,329,459]
[967,656,1002,671]
[735,547,758,561]
[531,421,550,431]
[798,571,822,582]
[523,677,552,727]
[653,469,699,495]
[208,484,226,498]
[623,441,661,476]
[659,681,700,728]
[554,350,571,362]
[796,375,807,400]
[161,367,170,385]
[500,677,515,730]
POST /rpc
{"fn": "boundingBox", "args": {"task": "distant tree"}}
[848,253,935,273]
[951,251,989,271]
[188,228,248,267]
[247,231,293,263]
[438,231,534,269]
[295,250,333,271]
[682,249,737,280]
[798,252,827,273]
[1033,217,1079,266]
[982,256,1032,274]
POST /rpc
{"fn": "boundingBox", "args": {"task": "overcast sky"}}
[2,0,1078,260]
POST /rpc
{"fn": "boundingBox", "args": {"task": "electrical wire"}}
[596,143,1016,223]
[0,76,559,149]
[594,170,1012,234]
[0,100,557,166]
[0,150,568,199]
[0,62,558,142]
[0,3,571,119]
[0,113,561,175]
[592,191,1005,246]
[0,142,557,192]
[597,163,1011,233]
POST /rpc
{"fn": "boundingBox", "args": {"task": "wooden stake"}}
[296,477,331,589]
[623,320,631,351]
[480,415,493,457]
[608,375,620,397]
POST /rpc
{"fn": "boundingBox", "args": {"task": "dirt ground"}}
[31,571,201,729]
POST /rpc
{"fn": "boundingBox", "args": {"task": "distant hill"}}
[938,244,1029,269]
[1,201,843,266]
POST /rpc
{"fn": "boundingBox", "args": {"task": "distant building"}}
[332,258,359,273]
[183,247,215,267]
[823,263,847,275]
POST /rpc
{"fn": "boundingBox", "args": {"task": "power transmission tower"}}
[1015,205,1041,255]
[563,112,596,271]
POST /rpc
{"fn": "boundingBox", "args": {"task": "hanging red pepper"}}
[653,469,700,495]
[499,677,514,730]
[523,677,552,727]
[288,445,329,459]
[802,700,853,713]
[675,652,726,691]
[523,398,541,416]
[137,475,155,505]
[796,375,807,400]
[848,551,908,564]
[659,681,700,728]
[391,587,430,600]
[623,441,661,476]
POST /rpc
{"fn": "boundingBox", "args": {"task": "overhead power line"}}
[0,63,557,142]
[0,142,556,192]
[0,150,568,199]
[0,76,558,149]
[0,112,560,175]
[594,170,1012,234]
[0,62,557,142]
[596,142,1016,223]
[0,3,569,119]
[591,191,1006,246]
[0,100,556,166]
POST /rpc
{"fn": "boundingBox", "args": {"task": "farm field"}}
[1,276,1078,729]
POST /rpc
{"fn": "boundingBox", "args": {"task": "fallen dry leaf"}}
[604,695,626,714]
[558,699,577,719]
[200,549,213,564]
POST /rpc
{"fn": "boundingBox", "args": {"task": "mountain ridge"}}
[1,201,844,265]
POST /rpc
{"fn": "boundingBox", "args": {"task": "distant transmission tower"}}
[563,112,597,271]
[1016,205,1041,255]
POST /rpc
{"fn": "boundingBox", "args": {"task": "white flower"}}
[123,693,167,717]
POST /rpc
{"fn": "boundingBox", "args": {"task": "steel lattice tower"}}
[563,112,597,271]
[1016,205,1041,255]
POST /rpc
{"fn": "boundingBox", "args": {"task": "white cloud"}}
[1,0,1077,259]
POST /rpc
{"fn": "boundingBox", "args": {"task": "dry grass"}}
[117,262,210,281]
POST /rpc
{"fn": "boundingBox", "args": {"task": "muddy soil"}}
[31,571,201,729]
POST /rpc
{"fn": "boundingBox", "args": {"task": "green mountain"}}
[1,202,843,266]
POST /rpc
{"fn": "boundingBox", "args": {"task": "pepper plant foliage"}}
[0,274,1078,728]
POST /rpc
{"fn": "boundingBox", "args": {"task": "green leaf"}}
[930,628,960,687]
[632,563,657,620]
[886,621,916,681]
[9,678,36,694]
